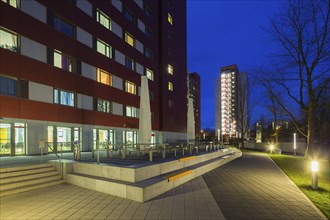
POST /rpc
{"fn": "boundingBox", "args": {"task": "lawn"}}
[269,154,330,218]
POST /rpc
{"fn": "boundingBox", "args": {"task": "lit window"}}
[0,75,17,97]
[167,64,173,75]
[97,69,112,86]
[125,32,135,47]
[96,9,111,30]
[0,28,18,52]
[125,81,136,95]
[54,50,75,72]
[1,0,19,8]
[125,57,135,70]
[168,82,173,91]
[126,106,137,117]
[168,13,173,25]
[96,39,112,58]
[53,16,75,38]
[97,99,111,113]
[146,68,154,81]
[54,89,75,107]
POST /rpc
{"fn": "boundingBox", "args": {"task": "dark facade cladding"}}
[0,0,187,155]
[189,72,201,137]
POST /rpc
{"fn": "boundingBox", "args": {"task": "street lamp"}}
[270,144,274,154]
[311,161,318,190]
[217,129,220,142]
[293,133,296,156]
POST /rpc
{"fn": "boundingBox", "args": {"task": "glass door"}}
[0,123,11,155]
[57,127,71,151]
[14,123,26,155]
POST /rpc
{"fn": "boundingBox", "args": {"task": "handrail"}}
[44,142,63,180]
[44,142,61,159]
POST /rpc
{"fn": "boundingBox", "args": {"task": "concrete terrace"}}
[0,152,327,219]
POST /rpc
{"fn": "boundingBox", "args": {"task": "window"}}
[97,68,112,86]
[0,75,17,96]
[0,28,18,52]
[168,48,172,57]
[1,0,19,8]
[168,82,173,91]
[125,81,136,95]
[125,106,137,117]
[146,68,154,81]
[168,13,173,25]
[125,32,135,47]
[54,50,75,72]
[145,6,152,17]
[125,57,135,70]
[167,64,173,75]
[96,39,112,58]
[145,48,152,59]
[54,89,75,107]
[96,9,111,30]
[169,99,173,108]
[53,16,75,38]
[145,28,152,39]
[124,9,134,23]
[97,99,111,113]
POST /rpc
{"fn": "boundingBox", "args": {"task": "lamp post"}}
[311,161,318,190]
[217,129,220,142]
[293,133,296,156]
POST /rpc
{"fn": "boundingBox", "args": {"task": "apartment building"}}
[215,64,247,141]
[189,72,200,137]
[0,0,187,156]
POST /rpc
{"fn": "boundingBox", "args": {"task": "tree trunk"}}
[306,106,316,160]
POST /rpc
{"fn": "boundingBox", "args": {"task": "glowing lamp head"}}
[270,145,274,151]
[311,161,318,172]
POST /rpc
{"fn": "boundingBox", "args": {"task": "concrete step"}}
[0,167,56,179]
[66,150,242,202]
[0,180,65,197]
[0,175,61,191]
[0,170,59,184]
[0,163,52,173]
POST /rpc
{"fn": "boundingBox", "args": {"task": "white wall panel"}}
[77,94,93,110]
[115,50,125,66]
[81,62,96,80]
[21,0,46,23]
[112,102,123,116]
[21,36,47,63]
[77,27,92,48]
[29,82,53,103]
[77,0,92,17]
[112,75,123,90]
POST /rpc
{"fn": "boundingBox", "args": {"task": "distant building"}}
[215,64,248,140]
[189,72,201,137]
[256,123,262,143]
[0,0,187,155]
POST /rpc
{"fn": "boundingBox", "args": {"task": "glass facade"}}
[53,16,75,38]
[97,69,112,86]
[96,9,111,30]
[0,123,26,156]
[54,50,74,72]
[96,39,111,58]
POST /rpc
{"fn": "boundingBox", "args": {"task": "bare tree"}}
[258,0,330,159]
[236,73,250,148]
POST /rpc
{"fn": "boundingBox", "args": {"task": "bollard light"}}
[270,144,274,153]
[311,161,318,172]
[311,161,318,190]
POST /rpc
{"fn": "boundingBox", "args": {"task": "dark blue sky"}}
[187,0,284,129]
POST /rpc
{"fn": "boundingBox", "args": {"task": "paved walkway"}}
[203,152,327,220]
[0,152,327,219]
[0,177,224,220]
